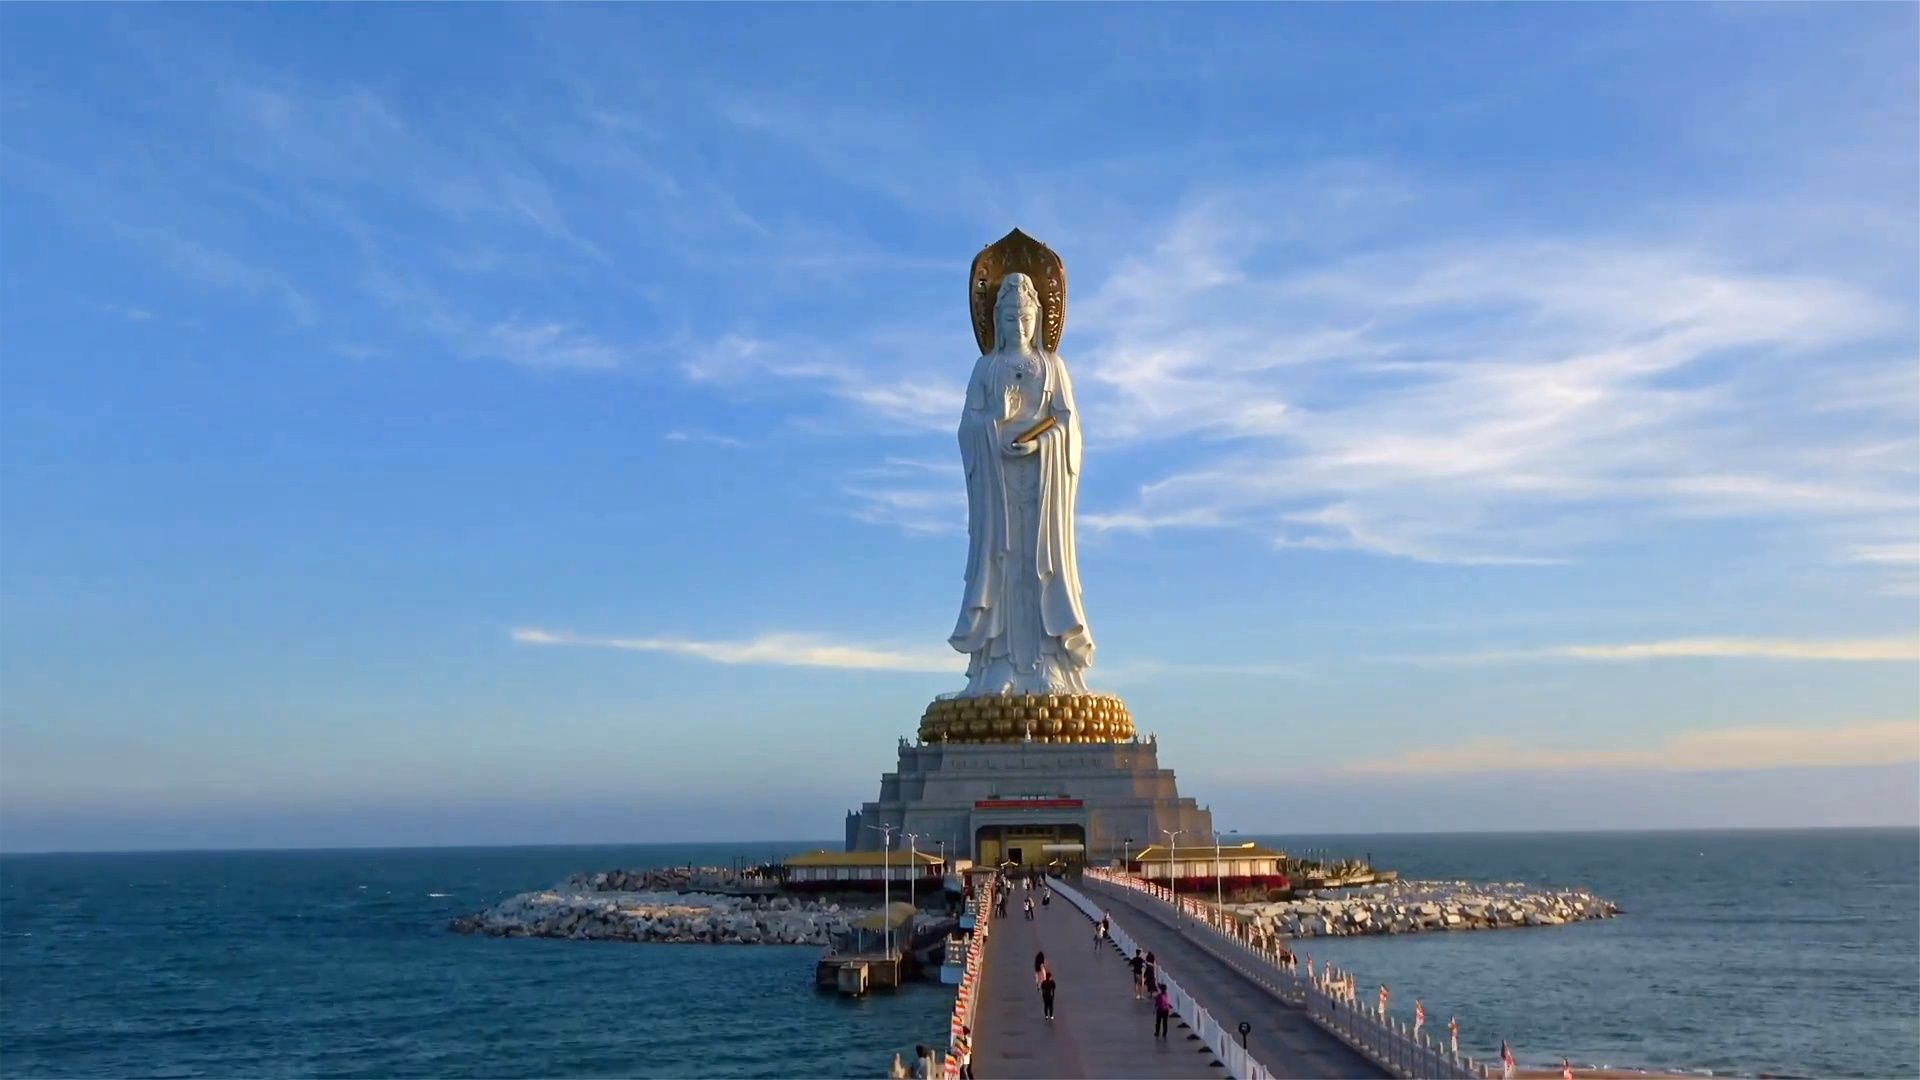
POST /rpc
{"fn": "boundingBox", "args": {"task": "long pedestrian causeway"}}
[971,887,1230,1079]
[1081,880,1389,1080]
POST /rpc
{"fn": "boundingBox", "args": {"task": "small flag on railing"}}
[1500,1039,1516,1080]
[1449,1017,1459,1056]
[1377,985,1388,1018]
[1414,1000,1425,1039]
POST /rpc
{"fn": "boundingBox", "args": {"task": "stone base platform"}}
[846,737,1212,867]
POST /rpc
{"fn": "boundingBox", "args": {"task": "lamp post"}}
[1214,828,1239,918]
[865,823,897,957]
[1162,828,1186,923]
[906,832,920,915]
[1123,836,1135,872]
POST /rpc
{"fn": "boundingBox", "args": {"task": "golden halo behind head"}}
[970,228,1067,355]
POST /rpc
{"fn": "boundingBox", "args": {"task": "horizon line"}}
[4,823,1915,857]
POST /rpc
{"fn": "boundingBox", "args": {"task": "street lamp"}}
[865,823,897,957]
[1123,836,1135,872]
[1162,828,1186,923]
[906,832,920,915]
[1214,828,1239,917]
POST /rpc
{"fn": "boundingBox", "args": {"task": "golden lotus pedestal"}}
[917,692,1136,744]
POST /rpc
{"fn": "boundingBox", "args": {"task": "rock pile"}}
[449,887,856,945]
[561,866,774,894]
[1231,880,1619,940]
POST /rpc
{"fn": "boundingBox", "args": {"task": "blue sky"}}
[2,5,1916,851]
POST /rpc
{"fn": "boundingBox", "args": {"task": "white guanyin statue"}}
[949,267,1094,696]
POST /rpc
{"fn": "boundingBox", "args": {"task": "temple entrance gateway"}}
[976,823,1084,868]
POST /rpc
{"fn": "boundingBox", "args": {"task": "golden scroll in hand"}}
[1011,415,1056,445]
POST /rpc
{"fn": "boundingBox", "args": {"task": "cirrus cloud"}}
[1341,719,1920,775]
[1415,634,1920,665]
[511,627,959,674]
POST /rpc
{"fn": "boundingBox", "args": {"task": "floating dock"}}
[817,952,908,993]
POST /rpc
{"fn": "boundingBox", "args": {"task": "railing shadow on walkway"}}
[1045,875,1275,1080]
[1080,869,1491,1080]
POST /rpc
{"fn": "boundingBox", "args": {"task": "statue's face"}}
[998,292,1039,349]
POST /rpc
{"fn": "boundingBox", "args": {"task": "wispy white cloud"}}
[1062,190,1915,569]
[843,458,964,536]
[712,92,999,222]
[1417,634,1920,665]
[668,171,1913,574]
[1340,720,1919,775]
[1103,659,1302,682]
[1848,543,1920,566]
[511,627,959,674]
[355,261,634,372]
[1082,507,1226,533]
[1846,541,1920,596]
[511,626,1310,683]
[663,429,747,448]
[221,79,607,262]
[681,332,959,433]
[1274,503,1567,567]
[112,221,317,325]
[479,319,627,372]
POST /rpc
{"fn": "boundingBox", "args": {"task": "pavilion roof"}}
[784,849,946,868]
[1130,841,1284,862]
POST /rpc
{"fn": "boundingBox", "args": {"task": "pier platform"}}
[816,952,907,991]
[971,893,1229,1079]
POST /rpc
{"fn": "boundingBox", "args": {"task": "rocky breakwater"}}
[561,866,777,893]
[450,886,856,945]
[1232,880,1620,940]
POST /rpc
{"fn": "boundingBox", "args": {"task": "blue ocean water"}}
[1242,829,1919,1078]
[2,830,1915,1078]
[0,843,950,1078]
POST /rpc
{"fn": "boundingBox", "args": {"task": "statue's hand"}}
[1003,438,1039,457]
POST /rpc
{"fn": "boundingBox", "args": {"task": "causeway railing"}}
[1048,875,1274,1080]
[1082,868,1491,1080]
[940,877,994,1079]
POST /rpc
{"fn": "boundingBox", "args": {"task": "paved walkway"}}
[971,885,1229,1079]
[1081,879,1390,1080]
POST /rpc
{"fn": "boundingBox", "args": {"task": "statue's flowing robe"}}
[950,348,1094,692]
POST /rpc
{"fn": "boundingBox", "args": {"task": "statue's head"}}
[993,273,1043,353]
